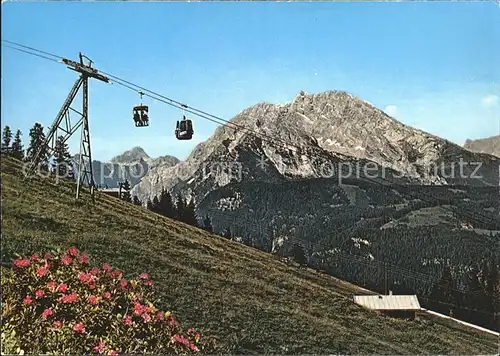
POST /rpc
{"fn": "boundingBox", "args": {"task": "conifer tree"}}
[120,180,132,202]
[429,264,457,315]
[202,215,213,233]
[221,226,232,239]
[11,129,24,160]
[53,135,74,179]
[152,196,161,213]
[132,195,142,206]
[2,126,12,153]
[291,243,307,266]
[466,264,485,306]
[146,198,153,211]
[484,260,500,318]
[183,199,198,227]
[26,123,48,170]
[175,193,186,221]
[159,187,176,218]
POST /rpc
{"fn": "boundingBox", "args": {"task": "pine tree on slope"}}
[11,129,24,160]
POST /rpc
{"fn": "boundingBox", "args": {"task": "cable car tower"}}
[24,52,109,199]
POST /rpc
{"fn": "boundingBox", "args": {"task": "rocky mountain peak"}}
[110,146,150,164]
[131,89,499,202]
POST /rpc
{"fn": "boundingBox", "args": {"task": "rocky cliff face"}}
[464,135,500,158]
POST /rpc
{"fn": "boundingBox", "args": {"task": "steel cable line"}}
[2,40,500,229]
[2,43,61,63]
[1,39,63,60]
[109,79,232,128]
[106,74,315,148]
[98,68,300,142]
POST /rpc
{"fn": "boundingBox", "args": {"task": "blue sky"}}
[2,1,499,162]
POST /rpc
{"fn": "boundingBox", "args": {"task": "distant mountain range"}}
[464,135,500,158]
[72,146,180,188]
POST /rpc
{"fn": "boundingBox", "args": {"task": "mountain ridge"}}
[464,135,500,158]
[132,89,499,201]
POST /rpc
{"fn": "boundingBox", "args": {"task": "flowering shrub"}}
[1,248,208,355]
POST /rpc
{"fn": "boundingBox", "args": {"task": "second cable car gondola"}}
[175,115,194,140]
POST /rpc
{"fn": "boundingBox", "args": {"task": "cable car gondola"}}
[133,91,149,127]
[175,115,194,140]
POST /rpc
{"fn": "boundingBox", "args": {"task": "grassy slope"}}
[380,206,458,229]
[1,156,498,354]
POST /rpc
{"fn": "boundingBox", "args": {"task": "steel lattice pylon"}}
[24,53,109,199]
